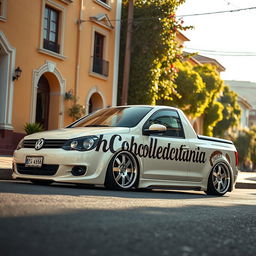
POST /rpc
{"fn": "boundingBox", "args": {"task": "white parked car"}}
[13,105,239,196]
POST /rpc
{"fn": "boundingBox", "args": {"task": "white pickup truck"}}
[13,105,239,196]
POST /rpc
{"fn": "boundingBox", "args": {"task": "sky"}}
[177,0,256,83]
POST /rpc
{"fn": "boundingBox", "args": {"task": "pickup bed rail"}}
[197,135,233,145]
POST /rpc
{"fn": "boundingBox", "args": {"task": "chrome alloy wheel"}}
[211,162,230,194]
[111,151,138,189]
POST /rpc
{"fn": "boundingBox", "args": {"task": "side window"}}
[94,0,111,10]
[144,110,185,138]
[0,0,7,21]
[39,1,66,58]
[92,32,109,77]
[43,6,60,53]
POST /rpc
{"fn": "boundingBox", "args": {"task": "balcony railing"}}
[92,56,109,77]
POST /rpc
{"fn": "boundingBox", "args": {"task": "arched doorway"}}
[32,61,66,129]
[35,75,50,130]
[88,92,104,113]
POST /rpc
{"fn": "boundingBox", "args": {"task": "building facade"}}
[0,0,122,154]
[225,80,256,128]
[237,96,252,130]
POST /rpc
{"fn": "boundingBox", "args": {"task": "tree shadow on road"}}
[0,202,255,256]
[0,180,215,200]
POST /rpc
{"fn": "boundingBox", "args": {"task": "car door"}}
[141,109,189,181]
[185,138,211,182]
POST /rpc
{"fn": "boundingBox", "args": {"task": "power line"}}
[78,6,256,23]
[196,53,256,56]
[177,6,256,17]
[187,48,256,54]
[186,48,256,56]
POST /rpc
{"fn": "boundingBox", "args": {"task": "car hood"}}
[24,127,131,140]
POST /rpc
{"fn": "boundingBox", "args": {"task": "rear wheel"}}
[105,151,139,190]
[205,162,231,196]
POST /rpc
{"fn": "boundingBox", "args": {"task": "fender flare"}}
[103,148,142,185]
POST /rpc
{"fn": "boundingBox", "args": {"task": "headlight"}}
[16,138,24,150]
[63,136,99,151]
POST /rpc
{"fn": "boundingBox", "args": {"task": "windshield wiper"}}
[84,124,110,127]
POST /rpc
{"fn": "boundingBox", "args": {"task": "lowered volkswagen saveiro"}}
[13,105,239,196]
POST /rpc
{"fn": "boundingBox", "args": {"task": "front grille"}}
[23,139,67,149]
[16,164,59,176]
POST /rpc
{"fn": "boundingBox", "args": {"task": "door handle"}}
[181,145,190,150]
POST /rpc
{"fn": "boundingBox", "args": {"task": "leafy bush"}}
[68,103,85,120]
[213,86,241,137]
[234,128,256,171]
[64,90,85,120]
[24,123,44,135]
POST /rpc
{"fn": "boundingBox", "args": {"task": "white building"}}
[225,80,256,128]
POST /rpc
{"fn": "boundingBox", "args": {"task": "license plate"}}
[25,156,44,168]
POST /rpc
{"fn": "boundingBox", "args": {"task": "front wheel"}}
[105,151,139,190]
[205,162,231,196]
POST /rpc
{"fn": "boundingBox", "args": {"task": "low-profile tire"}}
[105,151,139,190]
[205,162,231,196]
[31,180,53,186]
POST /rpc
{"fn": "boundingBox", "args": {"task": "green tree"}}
[118,0,191,105]
[193,64,225,136]
[203,102,224,136]
[167,61,208,118]
[168,62,224,132]
[213,85,241,137]
[193,64,224,102]
[234,128,256,170]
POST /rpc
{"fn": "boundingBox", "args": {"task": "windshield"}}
[69,106,152,128]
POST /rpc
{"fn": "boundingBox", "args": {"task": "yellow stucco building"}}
[0,0,122,154]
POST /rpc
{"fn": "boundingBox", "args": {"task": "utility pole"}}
[121,0,134,105]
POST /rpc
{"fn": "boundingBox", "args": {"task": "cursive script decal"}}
[95,134,206,164]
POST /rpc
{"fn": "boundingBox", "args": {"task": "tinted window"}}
[144,109,185,138]
[69,107,152,128]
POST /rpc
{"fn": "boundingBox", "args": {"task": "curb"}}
[0,169,13,180]
[0,168,256,189]
[235,182,256,189]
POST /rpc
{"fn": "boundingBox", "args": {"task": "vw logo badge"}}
[35,138,45,150]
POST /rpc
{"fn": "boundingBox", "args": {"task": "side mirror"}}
[143,124,167,135]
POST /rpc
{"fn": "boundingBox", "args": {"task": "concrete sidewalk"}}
[0,155,13,180]
[1,155,256,189]
[235,171,256,189]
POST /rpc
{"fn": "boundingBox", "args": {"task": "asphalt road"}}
[0,180,255,256]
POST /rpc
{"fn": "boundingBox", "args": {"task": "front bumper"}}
[12,148,109,185]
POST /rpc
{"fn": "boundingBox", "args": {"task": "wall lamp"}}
[12,67,22,81]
